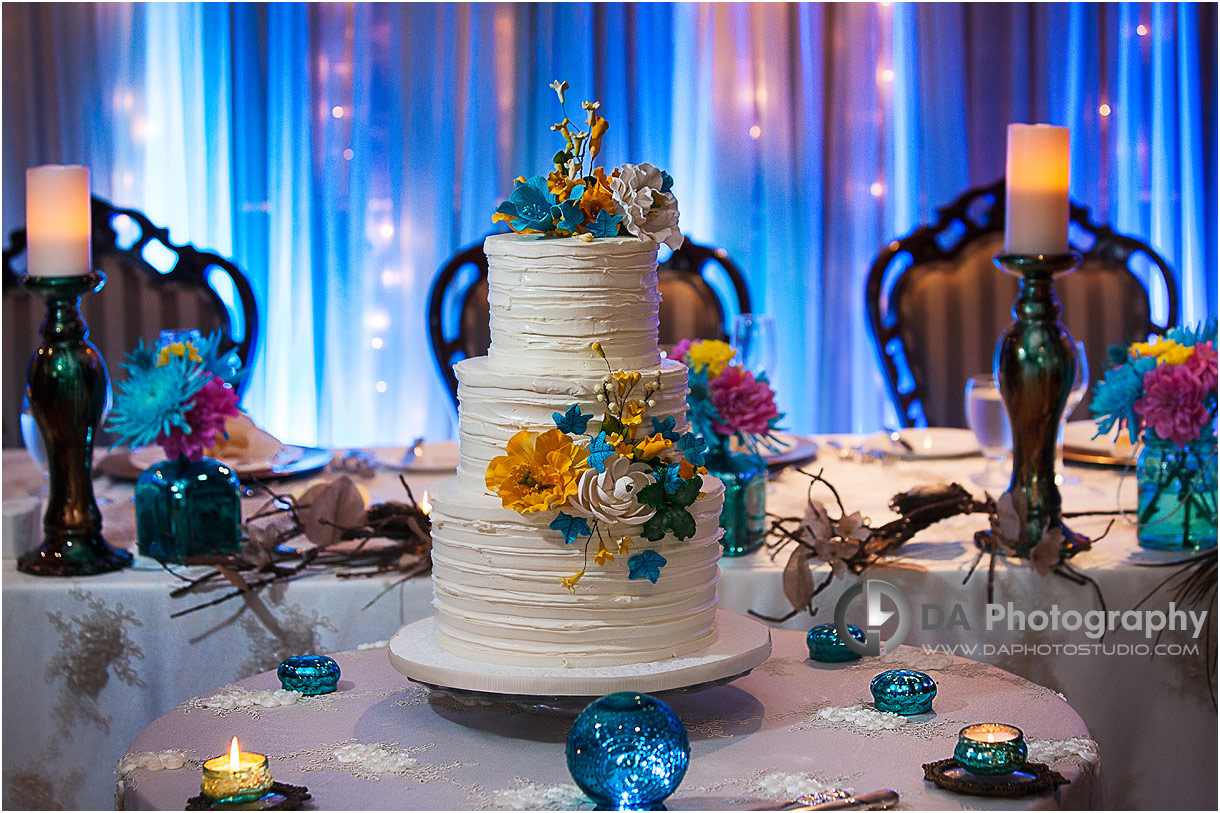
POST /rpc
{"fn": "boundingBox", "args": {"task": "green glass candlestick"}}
[17,272,132,576]
[990,253,1086,556]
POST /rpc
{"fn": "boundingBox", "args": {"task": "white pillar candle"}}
[26,165,92,276]
[1004,124,1070,255]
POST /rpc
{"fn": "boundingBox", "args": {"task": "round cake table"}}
[119,630,1100,810]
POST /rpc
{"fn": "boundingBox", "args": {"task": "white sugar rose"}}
[567,454,657,526]
[610,162,684,250]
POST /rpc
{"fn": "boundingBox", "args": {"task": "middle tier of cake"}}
[453,356,691,493]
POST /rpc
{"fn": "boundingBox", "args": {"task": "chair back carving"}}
[3,197,259,447]
[426,237,751,409]
[866,180,1178,428]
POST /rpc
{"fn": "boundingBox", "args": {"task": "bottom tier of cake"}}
[427,475,725,668]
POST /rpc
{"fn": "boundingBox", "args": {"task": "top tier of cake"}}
[484,233,662,374]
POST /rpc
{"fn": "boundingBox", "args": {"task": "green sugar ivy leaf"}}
[642,505,698,542]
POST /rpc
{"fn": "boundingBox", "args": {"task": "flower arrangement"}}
[671,339,783,457]
[106,331,245,462]
[492,80,683,250]
[1091,320,1218,447]
[484,342,710,593]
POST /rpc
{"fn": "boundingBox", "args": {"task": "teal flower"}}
[660,170,674,194]
[1166,318,1218,348]
[498,175,557,232]
[106,355,208,449]
[550,511,591,545]
[588,208,623,238]
[552,198,584,232]
[553,404,593,434]
[628,549,668,583]
[1090,356,1156,442]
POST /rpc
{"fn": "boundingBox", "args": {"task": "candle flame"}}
[229,736,241,770]
[421,490,432,516]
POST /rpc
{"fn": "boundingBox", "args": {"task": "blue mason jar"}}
[134,456,242,559]
[703,445,767,557]
[1135,435,1218,551]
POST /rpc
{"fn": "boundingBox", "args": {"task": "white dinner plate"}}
[760,432,820,468]
[107,444,332,481]
[373,441,460,473]
[863,427,980,459]
[1063,420,1139,466]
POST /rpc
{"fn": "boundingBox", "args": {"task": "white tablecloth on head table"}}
[2,443,1215,810]
[118,634,1100,811]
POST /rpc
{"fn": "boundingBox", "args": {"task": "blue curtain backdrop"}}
[3,2,1215,446]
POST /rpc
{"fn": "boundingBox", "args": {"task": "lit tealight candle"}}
[26,165,92,277]
[201,736,273,803]
[420,490,432,516]
[954,723,1028,775]
[1004,124,1070,256]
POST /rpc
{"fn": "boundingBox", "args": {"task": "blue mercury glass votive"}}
[277,655,341,695]
[566,692,690,810]
[870,669,937,715]
[954,723,1028,774]
[134,456,241,559]
[806,623,866,662]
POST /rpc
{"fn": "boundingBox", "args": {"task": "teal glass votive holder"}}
[870,669,936,715]
[134,456,241,559]
[278,655,341,695]
[704,447,767,557]
[954,723,1027,774]
[807,623,865,662]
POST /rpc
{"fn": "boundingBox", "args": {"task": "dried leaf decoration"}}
[298,477,368,548]
[782,545,814,613]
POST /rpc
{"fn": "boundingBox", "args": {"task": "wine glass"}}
[1055,340,1089,486]
[965,374,1013,490]
[730,314,777,378]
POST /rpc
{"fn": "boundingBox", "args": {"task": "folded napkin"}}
[205,412,285,468]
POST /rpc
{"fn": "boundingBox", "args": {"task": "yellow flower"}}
[485,428,589,515]
[635,433,672,460]
[685,340,736,377]
[579,171,616,221]
[1130,338,1194,366]
[155,342,203,367]
[616,537,632,555]
[588,115,609,159]
[549,79,569,104]
[559,570,584,594]
[547,170,581,200]
[606,432,633,456]
[621,400,646,427]
[678,458,697,479]
[612,370,642,397]
[591,341,607,360]
[594,541,614,566]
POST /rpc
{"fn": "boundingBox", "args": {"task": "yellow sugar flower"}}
[612,370,642,397]
[1130,338,1193,366]
[486,428,589,515]
[579,170,616,221]
[594,541,614,566]
[155,342,203,367]
[685,339,736,377]
[559,570,585,594]
[621,400,647,427]
[588,115,609,159]
[616,537,632,555]
[547,170,581,200]
[635,433,672,460]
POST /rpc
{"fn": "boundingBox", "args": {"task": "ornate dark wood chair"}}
[3,197,259,447]
[427,237,751,409]
[866,179,1178,428]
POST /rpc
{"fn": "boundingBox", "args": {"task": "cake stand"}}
[388,608,772,711]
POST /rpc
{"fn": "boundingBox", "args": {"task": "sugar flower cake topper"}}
[493,80,683,249]
[485,341,709,593]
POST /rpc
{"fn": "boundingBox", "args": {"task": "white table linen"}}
[2,444,1214,809]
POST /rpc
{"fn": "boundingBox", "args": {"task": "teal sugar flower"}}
[628,549,668,583]
[552,197,584,232]
[499,175,557,232]
[1090,356,1156,442]
[588,208,623,238]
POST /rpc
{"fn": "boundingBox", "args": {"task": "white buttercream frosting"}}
[428,233,724,668]
[484,234,662,373]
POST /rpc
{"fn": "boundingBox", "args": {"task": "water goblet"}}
[965,374,1012,491]
[730,314,777,377]
[1055,340,1088,486]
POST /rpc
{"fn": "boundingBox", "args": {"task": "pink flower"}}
[1185,341,1218,393]
[668,339,692,364]
[159,377,241,462]
[1134,362,1212,447]
[707,365,779,436]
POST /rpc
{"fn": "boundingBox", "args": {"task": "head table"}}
[119,635,1099,811]
[1,441,1214,810]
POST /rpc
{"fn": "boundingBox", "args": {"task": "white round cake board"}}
[388,608,772,698]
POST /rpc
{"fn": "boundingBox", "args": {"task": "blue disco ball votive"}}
[870,669,937,715]
[806,623,865,662]
[277,654,341,695]
[566,692,690,810]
